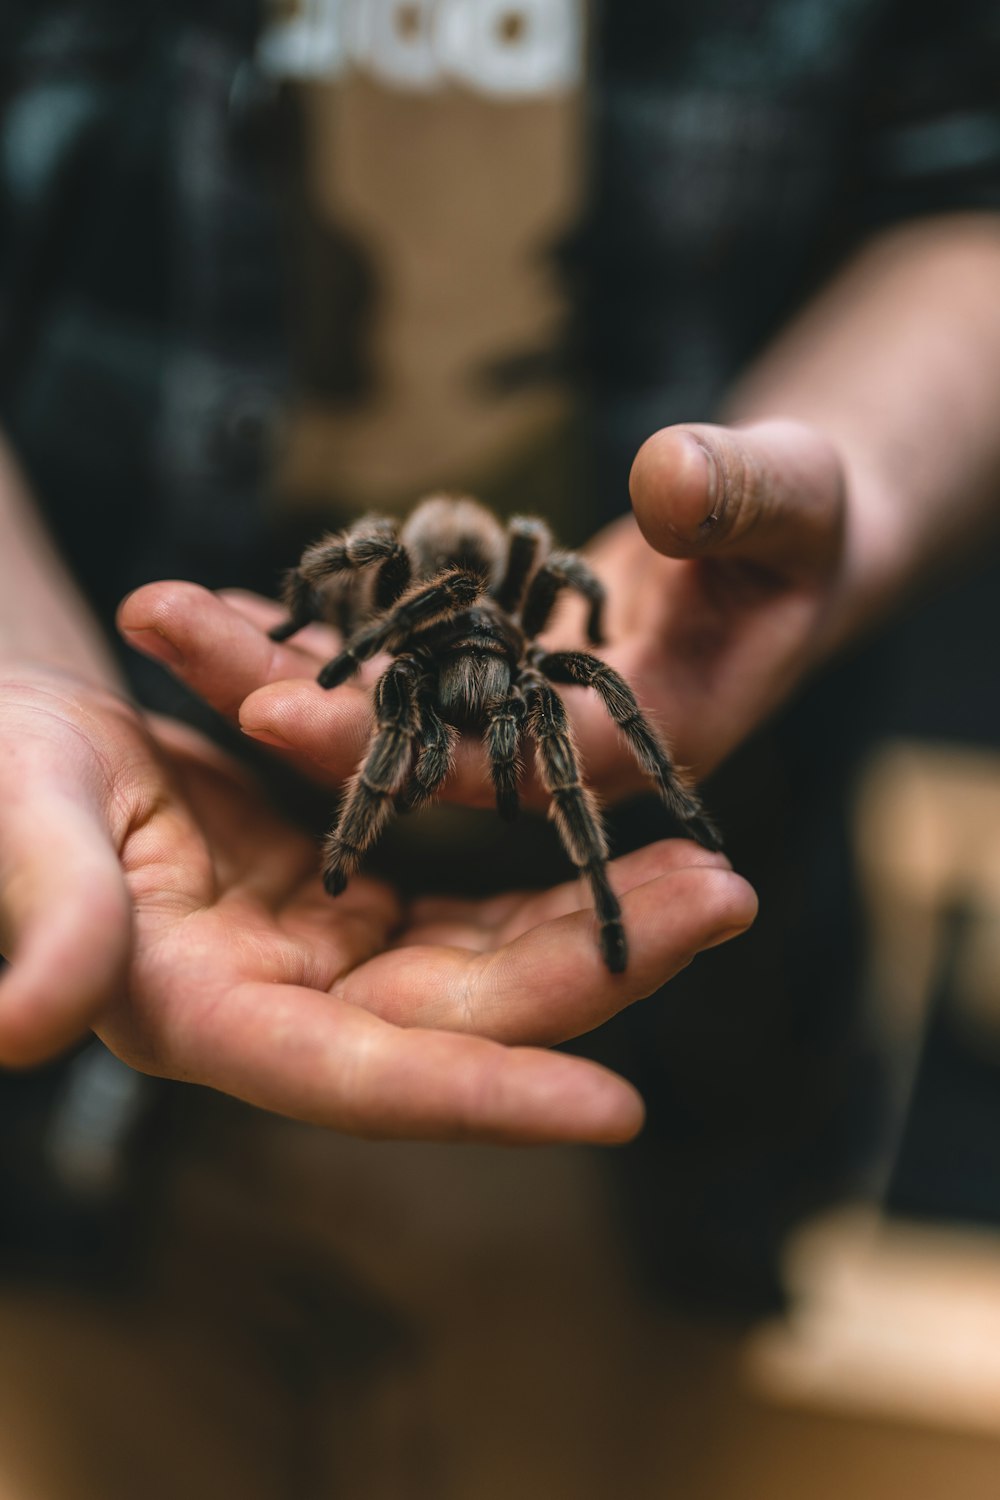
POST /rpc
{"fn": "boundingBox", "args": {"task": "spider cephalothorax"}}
[270,495,720,973]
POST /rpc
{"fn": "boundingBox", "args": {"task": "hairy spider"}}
[269,495,721,973]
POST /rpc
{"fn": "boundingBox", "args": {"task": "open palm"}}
[0,671,754,1143]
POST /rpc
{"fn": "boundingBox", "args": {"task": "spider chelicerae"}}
[269,495,721,973]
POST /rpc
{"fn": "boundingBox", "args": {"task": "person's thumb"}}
[629,419,844,575]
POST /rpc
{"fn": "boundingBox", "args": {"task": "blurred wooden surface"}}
[3,1115,1000,1499]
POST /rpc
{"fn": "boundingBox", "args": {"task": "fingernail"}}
[240,723,291,750]
[691,439,720,532]
[121,627,184,668]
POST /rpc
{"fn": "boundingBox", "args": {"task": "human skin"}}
[0,442,755,1143]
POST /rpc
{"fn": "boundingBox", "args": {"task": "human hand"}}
[114,405,814,802]
[565,418,851,794]
[117,418,846,810]
[0,668,755,1143]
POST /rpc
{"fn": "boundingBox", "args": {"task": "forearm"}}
[726,213,1000,647]
[0,433,123,688]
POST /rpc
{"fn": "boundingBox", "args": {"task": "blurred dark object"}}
[871,554,1000,1227]
[885,901,1000,1226]
[0,1034,168,1287]
[0,1,289,618]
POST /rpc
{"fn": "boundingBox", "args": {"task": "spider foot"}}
[600,920,628,974]
[394,786,419,814]
[322,862,350,897]
[318,653,356,689]
[268,618,301,643]
[653,776,724,853]
[682,807,724,853]
[496,785,519,822]
[394,781,433,815]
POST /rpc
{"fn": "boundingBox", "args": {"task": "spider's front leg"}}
[521,551,606,645]
[317,568,484,689]
[270,516,410,642]
[322,657,422,895]
[536,650,722,851]
[525,677,627,974]
[493,516,552,615]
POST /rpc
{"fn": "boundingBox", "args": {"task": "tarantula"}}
[269,495,720,973]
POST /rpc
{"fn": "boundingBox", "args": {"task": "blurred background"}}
[4,1,1000,1495]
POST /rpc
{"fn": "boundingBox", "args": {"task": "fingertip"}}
[480,1049,646,1145]
[238,679,373,773]
[116,579,207,634]
[117,579,219,669]
[629,428,719,556]
[586,1070,646,1144]
[649,863,758,954]
[237,678,294,727]
[238,676,329,728]
[701,869,759,947]
[0,992,81,1068]
[118,625,185,669]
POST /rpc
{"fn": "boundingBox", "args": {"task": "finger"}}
[217,588,342,660]
[117,581,334,719]
[140,980,644,1145]
[405,838,731,945]
[338,860,757,1045]
[0,787,131,1067]
[629,419,844,573]
[239,679,376,787]
[239,677,547,809]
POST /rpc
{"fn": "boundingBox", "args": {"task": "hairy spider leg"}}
[322,657,422,895]
[524,676,627,974]
[536,650,723,851]
[317,568,485,689]
[270,517,411,642]
[269,576,326,643]
[493,516,552,615]
[521,551,606,645]
[395,677,458,814]
[484,686,527,821]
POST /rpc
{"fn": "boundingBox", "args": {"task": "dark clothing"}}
[589,0,1000,490]
[3,1,1000,599]
[0,1,286,615]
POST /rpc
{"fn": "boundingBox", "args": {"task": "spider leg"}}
[270,516,411,642]
[484,686,527,821]
[395,680,458,814]
[536,650,723,851]
[493,516,552,615]
[521,551,606,645]
[322,657,422,895]
[317,567,485,689]
[525,677,627,973]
